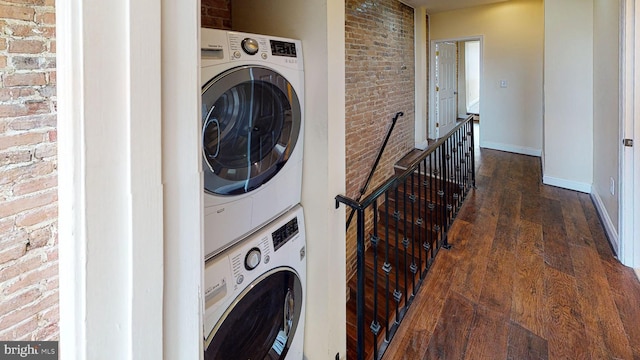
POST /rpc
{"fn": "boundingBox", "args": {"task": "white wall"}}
[592,0,620,241]
[233,1,347,359]
[430,0,544,156]
[466,41,481,110]
[543,0,594,192]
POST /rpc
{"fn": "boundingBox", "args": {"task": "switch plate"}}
[610,177,615,196]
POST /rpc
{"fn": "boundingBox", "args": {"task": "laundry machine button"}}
[245,248,261,270]
[236,274,244,285]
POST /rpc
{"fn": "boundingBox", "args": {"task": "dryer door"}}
[202,65,302,195]
[205,268,303,360]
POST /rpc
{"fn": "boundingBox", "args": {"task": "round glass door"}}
[204,268,303,360]
[202,65,301,196]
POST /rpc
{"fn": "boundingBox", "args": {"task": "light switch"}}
[500,80,508,88]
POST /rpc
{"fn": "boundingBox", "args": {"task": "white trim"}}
[414,7,429,148]
[620,0,640,268]
[57,0,166,357]
[480,140,542,157]
[161,0,204,358]
[591,191,620,255]
[543,175,593,193]
[635,268,640,281]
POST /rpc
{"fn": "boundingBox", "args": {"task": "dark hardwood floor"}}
[381,143,640,359]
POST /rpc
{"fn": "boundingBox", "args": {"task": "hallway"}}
[381,148,640,359]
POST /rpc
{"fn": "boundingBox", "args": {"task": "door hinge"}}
[623,138,634,147]
[436,86,439,91]
[436,50,439,56]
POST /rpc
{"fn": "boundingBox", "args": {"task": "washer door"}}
[205,268,303,360]
[202,65,302,196]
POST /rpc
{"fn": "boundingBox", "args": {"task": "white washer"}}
[201,29,304,260]
[204,205,306,359]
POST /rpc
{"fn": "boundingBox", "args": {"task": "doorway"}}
[429,36,483,140]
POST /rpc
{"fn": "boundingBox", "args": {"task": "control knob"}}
[245,247,261,270]
[241,38,259,55]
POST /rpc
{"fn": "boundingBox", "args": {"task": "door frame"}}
[429,35,483,140]
[620,0,640,268]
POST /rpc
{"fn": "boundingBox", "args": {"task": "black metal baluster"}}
[442,136,451,249]
[402,180,409,303]
[355,206,366,360]
[371,200,380,360]
[393,185,401,321]
[383,191,391,341]
[410,168,417,294]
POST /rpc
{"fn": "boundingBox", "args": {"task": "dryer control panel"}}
[272,216,299,251]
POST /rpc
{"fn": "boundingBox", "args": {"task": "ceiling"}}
[401,0,510,13]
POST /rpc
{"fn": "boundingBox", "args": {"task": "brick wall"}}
[202,0,232,29]
[0,0,58,341]
[345,0,415,280]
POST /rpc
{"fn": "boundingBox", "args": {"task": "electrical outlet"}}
[610,177,615,196]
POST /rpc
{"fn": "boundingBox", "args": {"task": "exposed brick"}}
[8,114,56,131]
[0,162,55,186]
[0,242,28,266]
[0,132,44,151]
[34,12,54,25]
[0,216,14,234]
[37,84,55,97]
[1,0,45,5]
[0,5,35,21]
[33,322,57,341]
[0,87,37,101]
[0,149,32,166]
[12,56,42,70]
[3,262,56,295]
[0,255,42,283]
[33,142,55,159]
[13,175,57,198]
[49,40,54,53]
[0,189,57,219]
[9,39,46,54]
[0,38,6,50]
[3,72,46,87]
[15,203,56,227]
[4,24,37,37]
[0,289,43,329]
[47,130,55,142]
[0,317,39,341]
[0,55,6,68]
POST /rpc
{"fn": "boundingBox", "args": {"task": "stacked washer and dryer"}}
[200,28,306,360]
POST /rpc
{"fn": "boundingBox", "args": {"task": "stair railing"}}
[336,116,475,360]
[346,112,404,231]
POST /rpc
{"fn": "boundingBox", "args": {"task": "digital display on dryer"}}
[272,217,299,251]
[270,40,297,57]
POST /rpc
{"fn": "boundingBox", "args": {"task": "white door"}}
[434,42,457,138]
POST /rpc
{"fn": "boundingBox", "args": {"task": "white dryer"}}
[204,204,306,359]
[201,29,304,260]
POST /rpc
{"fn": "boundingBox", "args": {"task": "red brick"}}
[0,216,14,234]
[33,322,57,341]
[4,24,37,37]
[2,0,45,5]
[13,175,57,198]
[34,12,54,25]
[47,71,55,85]
[0,56,6,69]
[44,248,56,262]
[49,40,55,53]
[26,226,52,250]
[0,289,43,329]
[0,132,44,151]
[33,142,55,159]
[0,5,35,21]
[47,130,56,142]
[0,87,37,101]
[44,0,54,6]
[0,242,28,266]
[0,38,6,51]
[3,72,46,87]
[0,162,55,186]
[0,255,42,283]
[0,149,32,166]
[0,189,57,218]
[8,114,56,131]
[0,317,39,341]
[3,262,56,295]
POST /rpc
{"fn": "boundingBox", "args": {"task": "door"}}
[204,268,303,359]
[434,42,457,138]
[202,65,302,196]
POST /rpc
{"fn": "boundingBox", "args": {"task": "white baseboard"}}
[480,141,542,157]
[590,191,620,256]
[542,175,592,193]
[634,268,640,282]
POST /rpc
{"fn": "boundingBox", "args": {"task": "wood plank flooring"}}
[382,146,640,360]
